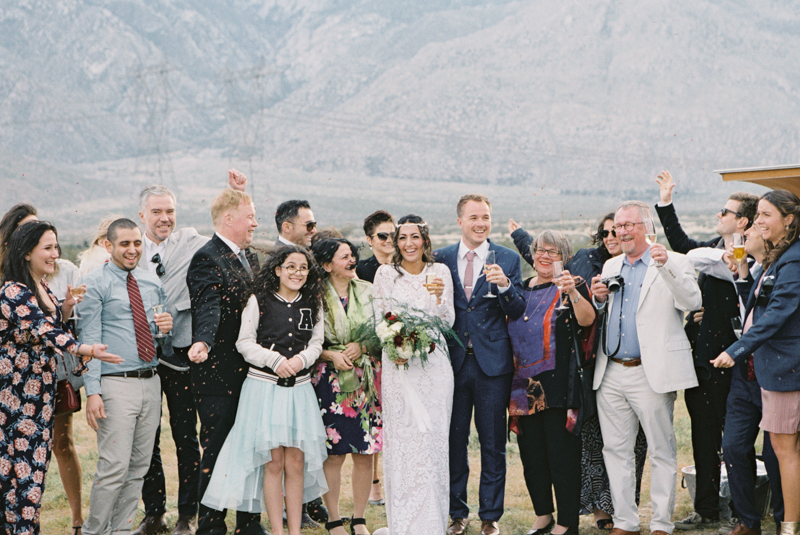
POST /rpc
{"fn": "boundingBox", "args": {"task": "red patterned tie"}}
[127,272,156,363]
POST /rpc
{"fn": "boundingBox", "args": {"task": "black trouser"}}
[684,366,732,519]
[195,394,263,535]
[517,408,582,528]
[141,347,201,518]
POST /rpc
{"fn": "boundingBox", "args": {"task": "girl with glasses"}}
[201,245,328,535]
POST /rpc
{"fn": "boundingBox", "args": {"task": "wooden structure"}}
[716,164,800,196]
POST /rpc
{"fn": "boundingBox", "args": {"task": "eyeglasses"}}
[599,229,617,238]
[720,208,744,218]
[150,253,165,277]
[612,222,644,232]
[372,232,392,241]
[279,265,309,276]
[533,247,561,258]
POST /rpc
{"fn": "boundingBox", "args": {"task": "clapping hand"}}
[188,341,208,363]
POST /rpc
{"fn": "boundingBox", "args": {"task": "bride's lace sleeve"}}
[435,263,456,327]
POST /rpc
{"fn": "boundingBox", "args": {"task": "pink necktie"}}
[127,272,156,363]
[464,251,476,301]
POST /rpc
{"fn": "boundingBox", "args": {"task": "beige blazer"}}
[593,251,701,394]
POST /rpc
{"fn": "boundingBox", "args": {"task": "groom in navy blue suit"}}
[434,194,525,535]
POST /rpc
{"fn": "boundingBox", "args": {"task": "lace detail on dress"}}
[372,263,455,535]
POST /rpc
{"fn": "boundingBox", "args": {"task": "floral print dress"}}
[312,279,382,455]
[0,281,85,535]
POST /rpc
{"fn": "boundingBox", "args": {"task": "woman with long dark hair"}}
[371,214,455,535]
[201,245,329,535]
[310,237,382,535]
[713,189,800,535]
[1,221,121,535]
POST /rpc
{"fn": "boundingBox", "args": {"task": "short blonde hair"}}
[211,189,253,227]
[456,194,492,218]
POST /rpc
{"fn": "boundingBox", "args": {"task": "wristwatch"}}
[570,293,581,304]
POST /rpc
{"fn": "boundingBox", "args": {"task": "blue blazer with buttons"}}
[727,239,800,392]
[433,240,526,377]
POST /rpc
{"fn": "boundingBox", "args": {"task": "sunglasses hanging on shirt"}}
[150,253,165,277]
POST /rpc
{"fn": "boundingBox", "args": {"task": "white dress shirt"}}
[143,236,167,274]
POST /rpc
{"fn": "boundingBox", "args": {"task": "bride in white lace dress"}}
[372,214,455,535]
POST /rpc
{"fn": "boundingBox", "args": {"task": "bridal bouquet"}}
[374,305,459,369]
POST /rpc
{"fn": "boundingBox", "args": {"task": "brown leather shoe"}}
[724,522,762,535]
[608,529,640,535]
[172,514,196,535]
[481,520,500,535]
[131,515,169,535]
[448,518,470,535]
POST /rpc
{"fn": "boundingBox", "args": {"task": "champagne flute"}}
[152,303,166,339]
[425,272,438,304]
[732,233,746,283]
[552,260,569,311]
[484,250,497,298]
[69,274,85,320]
[644,219,662,267]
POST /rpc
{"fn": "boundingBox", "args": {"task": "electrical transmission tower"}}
[131,61,179,188]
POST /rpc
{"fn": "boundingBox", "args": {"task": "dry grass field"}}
[41,392,773,535]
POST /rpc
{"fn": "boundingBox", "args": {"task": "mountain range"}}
[1,0,797,238]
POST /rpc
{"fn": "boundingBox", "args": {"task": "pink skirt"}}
[760,388,800,434]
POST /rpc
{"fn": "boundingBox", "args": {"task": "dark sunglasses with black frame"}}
[720,207,744,218]
[599,229,617,238]
[150,253,165,277]
[372,232,392,242]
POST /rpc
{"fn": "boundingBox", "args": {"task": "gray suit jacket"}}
[139,227,209,348]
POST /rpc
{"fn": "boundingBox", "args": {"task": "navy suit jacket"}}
[433,240,525,376]
[727,239,800,392]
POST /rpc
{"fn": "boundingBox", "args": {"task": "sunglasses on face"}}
[304,221,317,232]
[150,253,165,277]
[720,208,743,218]
[599,229,617,239]
[372,232,392,241]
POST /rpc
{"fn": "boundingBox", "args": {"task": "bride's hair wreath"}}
[392,213,434,271]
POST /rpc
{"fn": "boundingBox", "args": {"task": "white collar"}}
[277,235,295,246]
[458,239,490,261]
[216,233,241,256]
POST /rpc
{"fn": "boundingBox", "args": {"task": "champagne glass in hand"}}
[732,233,747,283]
[152,302,167,339]
[552,261,569,311]
[484,250,497,298]
[644,219,662,267]
[69,275,86,320]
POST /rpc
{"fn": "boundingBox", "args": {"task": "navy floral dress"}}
[0,281,86,535]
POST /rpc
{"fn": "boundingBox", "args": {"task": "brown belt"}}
[609,356,642,367]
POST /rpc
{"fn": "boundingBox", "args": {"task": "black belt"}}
[466,347,475,355]
[102,368,158,379]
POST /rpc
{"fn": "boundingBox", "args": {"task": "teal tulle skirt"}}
[201,375,329,513]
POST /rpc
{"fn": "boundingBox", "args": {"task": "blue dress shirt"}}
[77,261,166,396]
[606,249,652,360]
